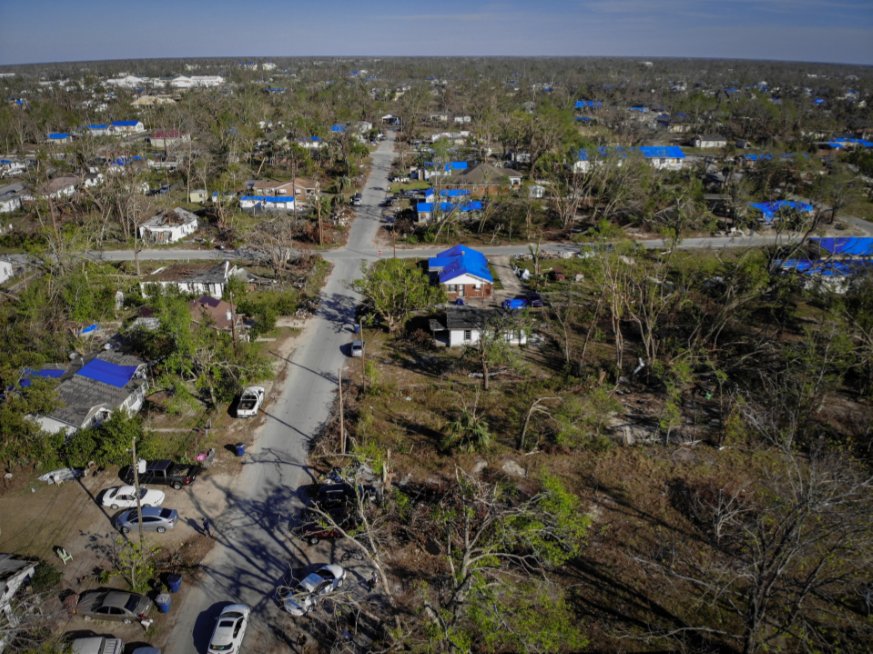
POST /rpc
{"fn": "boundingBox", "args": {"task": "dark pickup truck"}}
[122,460,198,490]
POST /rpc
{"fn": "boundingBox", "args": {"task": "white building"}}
[170,75,225,89]
[139,207,199,244]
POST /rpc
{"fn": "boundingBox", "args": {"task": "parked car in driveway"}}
[76,590,151,623]
[101,485,165,510]
[70,635,124,654]
[235,386,265,418]
[207,604,250,654]
[349,340,364,358]
[502,297,529,311]
[122,460,198,489]
[279,564,347,616]
[115,507,178,534]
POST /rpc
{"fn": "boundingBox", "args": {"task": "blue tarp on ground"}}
[811,237,873,257]
[75,359,139,388]
[19,367,65,388]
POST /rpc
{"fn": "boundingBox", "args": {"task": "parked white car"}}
[280,564,347,617]
[207,604,250,654]
[101,485,166,510]
[70,636,123,654]
[235,386,265,418]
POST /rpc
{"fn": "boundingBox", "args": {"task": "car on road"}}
[115,507,178,534]
[122,460,198,489]
[76,590,151,624]
[279,564,347,616]
[351,193,363,206]
[207,604,251,654]
[235,386,265,418]
[70,635,124,654]
[349,340,364,358]
[101,485,165,510]
[501,297,530,311]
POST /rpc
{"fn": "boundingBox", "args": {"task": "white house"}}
[110,120,145,134]
[105,75,146,88]
[86,123,111,137]
[149,129,190,148]
[46,132,72,144]
[453,115,472,124]
[0,159,26,177]
[639,145,687,170]
[170,75,224,89]
[140,261,248,299]
[189,189,208,203]
[239,195,295,212]
[139,207,199,244]
[429,307,527,348]
[0,183,24,213]
[692,134,728,149]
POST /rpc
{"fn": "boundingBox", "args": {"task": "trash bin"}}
[155,592,171,614]
[234,442,246,457]
[166,574,182,593]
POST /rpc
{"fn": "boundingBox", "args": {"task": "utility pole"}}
[131,436,145,552]
[359,321,366,395]
[338,366,345,454]
[316,182,323,247]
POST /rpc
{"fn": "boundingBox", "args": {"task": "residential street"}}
[162,136,393,653]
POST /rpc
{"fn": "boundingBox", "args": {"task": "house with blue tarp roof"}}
[416,200,482,222]
[811,237,873,258]
[743,153,773,163]
[827,137,873,150]
[778,258,873,293]
[110,120,145,134]
[47,132,71,143]
[575,99,603,110]
[427,244,493,302]
[638,145,686,169]
[29,352,148,435]
[240,195,295,212]
[748,200,814,224]
[87,123,110,136]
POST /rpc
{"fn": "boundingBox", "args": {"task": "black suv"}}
[122,460,198,490]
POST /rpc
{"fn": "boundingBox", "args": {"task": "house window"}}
[463,329,472,341]
[474,283,482,290]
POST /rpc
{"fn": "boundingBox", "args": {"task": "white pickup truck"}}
[236,386,265,418]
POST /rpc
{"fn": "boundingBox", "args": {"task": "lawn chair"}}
[54,546,73,565]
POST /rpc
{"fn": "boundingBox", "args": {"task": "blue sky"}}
[0,0,871,66]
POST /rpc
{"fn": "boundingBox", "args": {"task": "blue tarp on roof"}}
[460,201,483,211]
[828,137,873,149]
[241,195,294,203]
[443,161,468,172]
[779,259,873,278]
[811,237,873,257]
[330,123,346,133]
[111,120,140,127]
[575,99,603,109]
[576,116,593,123]
[431,244,493,284]
[628,105,649,112]
[19,367,65,388]
[88,123,109,129]
[749,200,814,222]
[417,202,453,213]
[744,153,773,162]
[48,132,69,140]
[639,145,686,159]
[440,189,470,198]
[76,359,139,388]
[577,149,589,161]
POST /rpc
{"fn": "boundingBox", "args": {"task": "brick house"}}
[428,244,493,302]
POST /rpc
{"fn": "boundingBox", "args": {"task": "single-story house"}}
[416,201,483,223]
[239,195,296,212]
[748,200,814,224]
[0,183,24,213]
[428,244,493,301]
[190,295,245,336]
[30,352,149,435]
[110,120,145,134]
[47,132,72,144]
[149,129,190,148]
[446,162,522,194]
[140,261,248,299]
[0,158,26,177]
[139,207,199,244]
[189,189,208,204]
[428,306,527,348]
[86,123,111,137]
[574,149,592,173]
[39,176,79,200]
[639,145,686,170]
[692,134,728,149]
[249,177,320,198]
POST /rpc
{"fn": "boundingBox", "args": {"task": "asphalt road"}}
[163,136,393,653]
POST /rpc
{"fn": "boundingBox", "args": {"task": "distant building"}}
[149,129,190,148]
